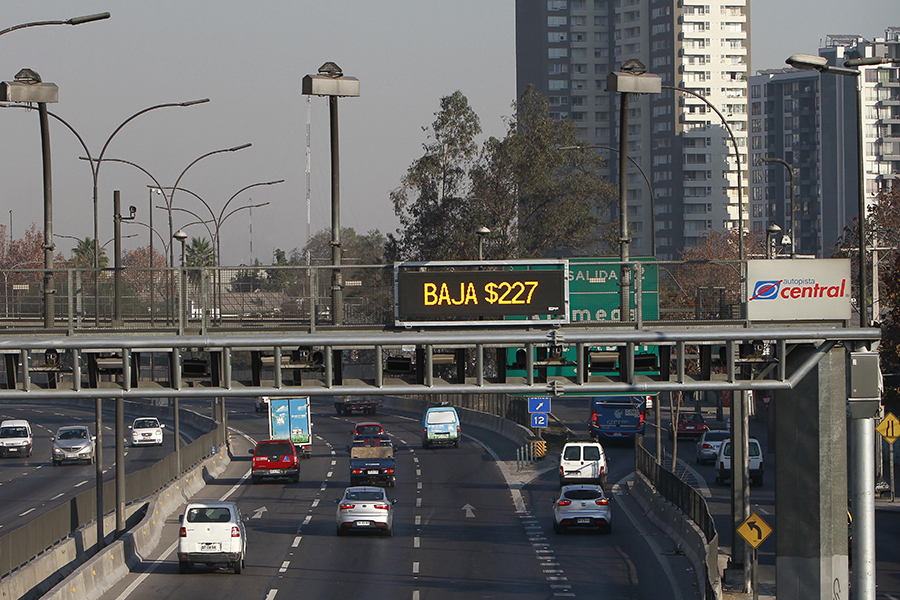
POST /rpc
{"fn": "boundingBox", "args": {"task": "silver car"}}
[335,486,396,536]
[550,484,612,534]
[51,425,95,466]
[695,429,730,465]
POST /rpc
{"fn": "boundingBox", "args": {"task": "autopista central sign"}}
[747,259,851,321]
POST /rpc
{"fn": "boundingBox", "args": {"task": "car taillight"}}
[591,410,598,425]
[639,411,645,425]
[600,465,605,474]
[703,443,713,449]
[231,526,241,538]
[340,503,355,510]
[457,425,460,436]
[179,527,187,537]
[557,499,572,507]
[559,466,564,476]
[374,503,390,510]
[384,468,395,474]
[595,498,609,506]
[351,468,363,474]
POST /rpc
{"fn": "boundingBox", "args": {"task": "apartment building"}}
[516,0,749,260]
[748,30,900,257]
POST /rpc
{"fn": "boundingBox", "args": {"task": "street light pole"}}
[303,62,360,326]
[758,158,796,257]
[112,191,135,326]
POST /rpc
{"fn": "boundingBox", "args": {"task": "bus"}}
[589,395,650,441]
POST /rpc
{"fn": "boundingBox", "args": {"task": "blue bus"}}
[589,395,649,441]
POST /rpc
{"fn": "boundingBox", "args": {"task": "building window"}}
[547,0,567,10]
[548,16,567,27]
[571,15,586,26]
[549,48,568,59]
[549,80,569,90]
[548,64,569,74]
[548,32,568,43]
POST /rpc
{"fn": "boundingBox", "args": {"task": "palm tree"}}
[71,237,108,269]
[184,237,216,286]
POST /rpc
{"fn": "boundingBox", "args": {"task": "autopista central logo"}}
[750,280,782,300]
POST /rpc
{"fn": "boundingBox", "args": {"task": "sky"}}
[0,1,895,265]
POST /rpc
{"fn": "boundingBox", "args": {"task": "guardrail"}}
[0,258,757,332]
[0,402,223,580]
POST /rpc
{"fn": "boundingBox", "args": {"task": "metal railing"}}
[0,258,764,332]
[0,422,224,578]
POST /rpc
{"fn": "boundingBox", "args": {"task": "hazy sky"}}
[0,1,895,265]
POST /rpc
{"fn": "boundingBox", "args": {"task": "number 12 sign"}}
[531,413,548,428]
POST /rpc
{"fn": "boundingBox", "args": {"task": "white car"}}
[551,484,612,534]
[715,438,764,486]
[130,417,165,446]
[695,429,730,465]
[178,501,248,574]
[335,486,396,536]
[0,419,33,458]
[559,440,608,489]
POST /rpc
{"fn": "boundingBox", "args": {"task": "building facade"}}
[748,30,900,258]
[516,0,749,260]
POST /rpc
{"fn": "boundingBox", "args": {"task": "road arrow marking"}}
[252,506,267,519]
[462,503,476,518]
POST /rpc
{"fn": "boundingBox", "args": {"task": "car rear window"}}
[187,507,233,523]
[256,441,294,456]
[563,446,581,461]
[564,489,604,501]
[346,491,385,501]
[706,431,729,442]
[426,410,456,424]
[582,446,602,461]
[684,414,705,423]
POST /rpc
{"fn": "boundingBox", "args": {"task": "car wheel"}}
[454,440,459,448]
[52,459,60,466]
[234,558,242,575]
[179,561,191,574]
[386,525,393,537]
[553,521,563,534]
[252,476,261,485]
[604,523,613,534]
[292,473,300,483]
[422,441,429,449]
[388,477,396,488]
[336,526,345,536]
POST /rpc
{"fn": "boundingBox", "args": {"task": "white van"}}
[715,438,764,486]
[178,501,248,574]
[0,419,33,458]
[422,406,460,448]
[559,440,609,489]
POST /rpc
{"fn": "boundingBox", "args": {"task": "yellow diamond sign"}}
[737,512,773,549]
[876,413,900,445]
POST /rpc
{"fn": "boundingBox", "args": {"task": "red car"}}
[353,422,385,436]
[669,412,708,440]
[249,440,300,483]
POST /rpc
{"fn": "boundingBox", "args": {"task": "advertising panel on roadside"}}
[746,259,851,321]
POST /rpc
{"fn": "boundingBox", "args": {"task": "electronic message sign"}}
[394,260,569,326]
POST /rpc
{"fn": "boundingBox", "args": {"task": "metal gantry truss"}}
[0,324,880,400]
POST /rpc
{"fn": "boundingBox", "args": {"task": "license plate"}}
[199,542,220,552]
[576,518,592,524]
[367,470,379,475]
[354,521,371,527]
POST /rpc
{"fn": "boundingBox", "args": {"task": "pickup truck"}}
[349,445,396,487]
[335,395,382,416]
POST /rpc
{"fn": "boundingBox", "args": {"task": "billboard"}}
[747,259,851,321]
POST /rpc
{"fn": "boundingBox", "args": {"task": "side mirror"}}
[50,437,55,442]
[333,498,340,504]
[128,425,133,430]
[160,424,166,429]
[91,436,97,442]
[248,449,255,455]
[242,514,250,522]
[549,497,557,504]
[178,515,184,523]
[391,499,398,505]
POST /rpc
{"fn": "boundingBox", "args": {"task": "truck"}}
[349,445,396,487]
[334,395,382,416]
[268,397,312,458]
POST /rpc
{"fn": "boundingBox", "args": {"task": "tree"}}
[69,237,108,270]
[388,91,482,261]
[387,87,616,261]
[122,245,169,301]
[184,236,216,287]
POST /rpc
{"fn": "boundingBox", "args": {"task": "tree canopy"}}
[387,87,616,262]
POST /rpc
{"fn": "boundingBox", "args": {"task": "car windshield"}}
[563,446,581,461]
[256,442,293,456]
[0,427,27,438]
[58,429,87,440]
[705,431,729,442]
[583,446,602,461]
[356,425,382,434]
[186,507,233,523]
[345,491,385,501]
[426,410,456,424]
[134,419,158,429]
[564,489,604,501]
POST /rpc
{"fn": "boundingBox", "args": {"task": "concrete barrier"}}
[630,471,721,598]
[39,446,230,600]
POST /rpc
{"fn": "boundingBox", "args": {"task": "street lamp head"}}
[766,223,782,236]
[318,62,344,77]
[173,230,188,243]
[129,205,137,217]
[179,98,210,107]
[14,68,41,83]
[786,53,828,72]
[229,143,252,152]
[621,59,647,74]
[66,13,110,25]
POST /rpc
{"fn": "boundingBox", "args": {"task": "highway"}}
[0,402,204,533]
[101,397,700,600]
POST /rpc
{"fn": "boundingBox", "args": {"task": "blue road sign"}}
[528,397,551,414]
[531,413,549,428]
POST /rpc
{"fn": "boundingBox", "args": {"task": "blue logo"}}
[750,280,782,300]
